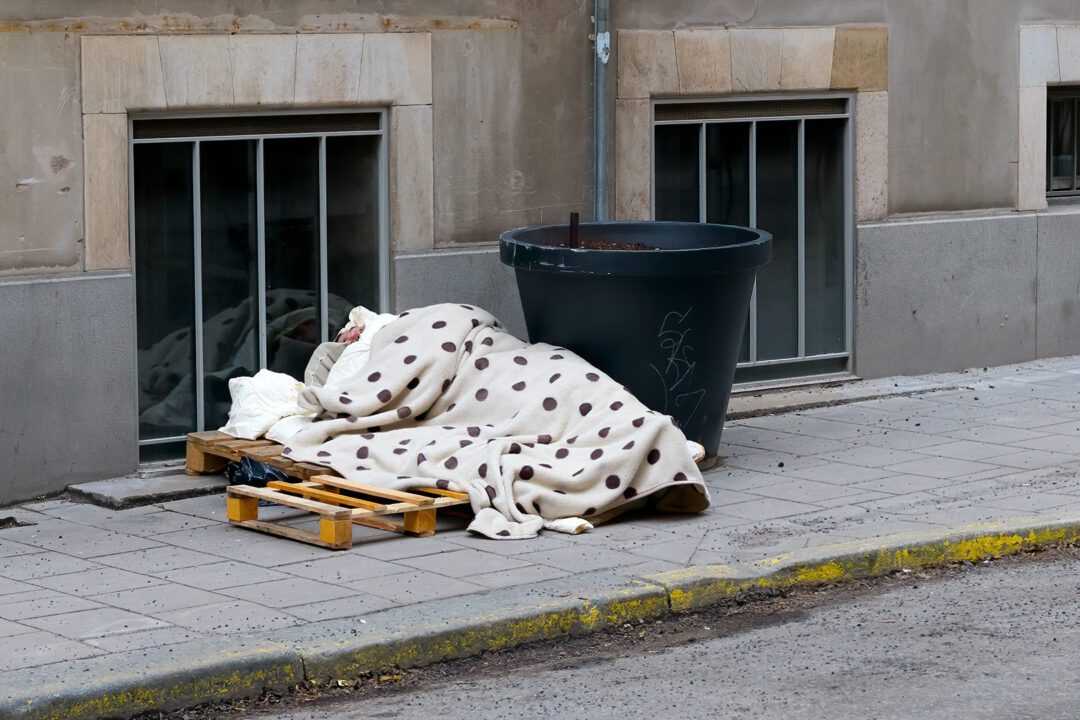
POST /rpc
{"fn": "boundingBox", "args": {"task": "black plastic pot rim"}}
[500,221,772,278]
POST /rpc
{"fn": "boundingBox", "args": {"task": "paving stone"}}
[920,440,1019,461]
[921,390,1024,407]
[816,517,938,540]
[443,532,573,556]
[22,606,169,639]
[397,548,535,578]
[218,577,357,609]
[787,462,897,485]
[862,428,953,451]
[517,545,663,573]
[704,467,787,492]
[94,546,226,574]
[852,492,954,515]
[0,590,106,620]
[0,630,101,670]
[802,490,893,509]
[719,498,824,522]
[282,593,399,621]
[722,451,828,474]
[92,583,230,614]
[88,510,222,537]
[884,456,1002,479]
[1022,420,1080,436]
[354,571,483,605]
[744,415,883,441]
[277,554,411,584]
[465,563,572,590]
[200,535,344,567]
[849,473,959,495]
[749,478,864,504]
[0,551,101,580]
[0,617,34,637]
[34,502,161,524]
[352,536,469,561]
[0,578,43,597]
[82,625,210,653]
[697,488,764,506]
[984,492,1080,513]
[0,539,44,559]
[812,444,930,468]
[157,495,230,522]
[31,567,167,596]
[987,449,1080,470]
[1010,434,1080,455]
[0,522,164,558]
[881,415,974,435]
[152,561,295,590]
[624,535,703,564]
[153,600,303,634]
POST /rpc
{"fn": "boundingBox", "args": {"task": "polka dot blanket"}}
[281,303,710,539]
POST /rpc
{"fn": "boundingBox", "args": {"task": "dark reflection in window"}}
[134,142,195,441]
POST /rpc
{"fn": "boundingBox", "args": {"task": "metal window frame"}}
[1046,89,1080,197]
[650,92,855,376]
[129,109,390,451]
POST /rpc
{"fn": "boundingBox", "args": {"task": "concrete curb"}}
[3,513,1080,720]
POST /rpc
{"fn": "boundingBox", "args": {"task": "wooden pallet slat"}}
[312,475,435,506]
[196,432,471,550]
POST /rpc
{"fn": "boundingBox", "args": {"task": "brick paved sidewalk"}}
[6,358,1080,676]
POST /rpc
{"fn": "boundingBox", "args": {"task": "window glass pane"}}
[705,122,753,365]
[264,137,321,379]
[326,135,381,335]
[200,140,259,429]
[654,124,700,221]
[705,122,750,226]
[755,120,799,361]
[804,119,847,356]
[1051,99,1075,191]
[134,143,196,441]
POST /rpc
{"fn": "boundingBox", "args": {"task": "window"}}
[653,97,853,384]
[133,111,387,461]
[1048,89,1080,196]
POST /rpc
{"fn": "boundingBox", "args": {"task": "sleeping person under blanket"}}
[220,303,710,539]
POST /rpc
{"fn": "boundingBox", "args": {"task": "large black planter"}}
[500,221,771,459]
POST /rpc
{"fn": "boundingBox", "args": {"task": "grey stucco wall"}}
[0,272,137,503]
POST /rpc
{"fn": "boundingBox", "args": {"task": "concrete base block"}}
[393,247,527,340]
[0,272,137,504]
[68,473,227,510]
[854,213,1038,378]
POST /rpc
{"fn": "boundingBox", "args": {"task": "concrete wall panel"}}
[393,248,526,340]
[854,214,1038,378]
[1036,208,1080,359]
[0,272,137,503]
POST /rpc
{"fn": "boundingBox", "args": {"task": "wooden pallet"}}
[186,431,471,550]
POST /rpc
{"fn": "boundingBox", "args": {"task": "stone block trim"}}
[615,26,889,222]
[830,27,888,92]
[1016,24,1080,211]
[80,32,434,270]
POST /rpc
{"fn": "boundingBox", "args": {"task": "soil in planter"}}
[553,238,661,251]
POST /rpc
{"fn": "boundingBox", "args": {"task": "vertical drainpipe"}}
[592,0,612,221]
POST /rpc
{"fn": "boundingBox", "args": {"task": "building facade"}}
[2,1,1078,503]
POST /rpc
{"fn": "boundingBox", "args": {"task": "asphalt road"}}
[253,552,1080,720]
